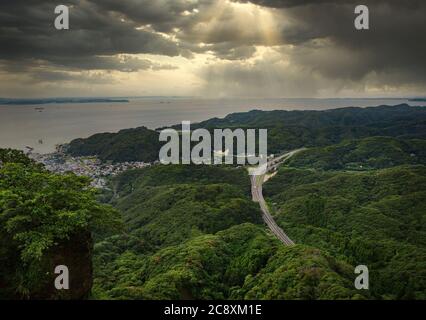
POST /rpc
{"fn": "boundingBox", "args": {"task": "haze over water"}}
[1,97,425,154]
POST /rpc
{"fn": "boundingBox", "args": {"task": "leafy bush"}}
[0,150,121,298]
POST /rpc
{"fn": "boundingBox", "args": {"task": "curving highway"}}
[250,149,305,246]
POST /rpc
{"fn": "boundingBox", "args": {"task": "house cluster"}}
[29,152,151,189]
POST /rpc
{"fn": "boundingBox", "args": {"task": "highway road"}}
[250,149,305,246]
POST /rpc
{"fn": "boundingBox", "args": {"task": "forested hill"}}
[0,149,121,299]
[262,165,426,299]
[67,126,160,163]
[92,151,426,299]
[89,104,426,299]
[66,104,426,162]
[192,104,426,154]
[2,103,426,300]
[93,165,366,299]
[287,136,426,170]
[193,104,425,129]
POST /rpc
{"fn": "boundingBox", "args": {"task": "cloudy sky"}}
[1,0,425,98]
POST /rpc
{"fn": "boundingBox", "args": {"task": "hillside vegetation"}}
[92,165,364,299]
[86,105,426,300]
[67,127,160,163]
[263,165,426,299]
[66,104,426,162]
[2,105,426,300]
[287,137,426,170]
[0,149,120,299]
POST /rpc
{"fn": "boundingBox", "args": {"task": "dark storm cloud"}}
[0,0,268,68]
[0,0,425,94]
[285,1,426,83]
[237,0,424,8]
[210,45,257,61]
[235,0,334,7]
[89,0,206,33]
[224,0,426,88]
[42,56,177,73]
[30,70,115,84]
[92,0,269,60]
[200,57,319,97]
[0,0,181,72]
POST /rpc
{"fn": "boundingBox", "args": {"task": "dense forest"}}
[92,165,365,299]
[287,136,426,170]
[66,104,426,162]
[0,149,120,299]
[263,165,426,299]
[67,127,161,163]
[1,105,426,299]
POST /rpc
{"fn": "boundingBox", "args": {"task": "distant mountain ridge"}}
[66,104,426,162]
[287,136,426,170]
[93,165,366,299]
[2,104,426,300]
[0,97,129,105]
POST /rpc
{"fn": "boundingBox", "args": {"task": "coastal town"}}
[28,148,151,189]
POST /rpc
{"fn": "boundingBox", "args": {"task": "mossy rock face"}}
[0,232,93,300]
[34,232,93,300]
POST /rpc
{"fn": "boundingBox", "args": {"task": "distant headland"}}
[0,97,129,105]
